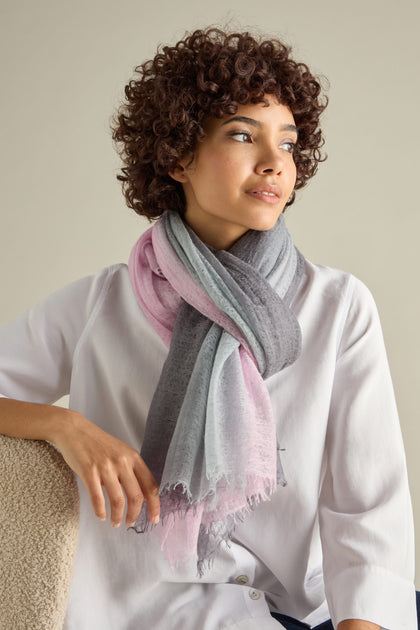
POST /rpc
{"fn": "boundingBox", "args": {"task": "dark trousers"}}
[270,591,420,629]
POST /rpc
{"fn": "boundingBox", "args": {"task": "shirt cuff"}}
[326,565,417,630]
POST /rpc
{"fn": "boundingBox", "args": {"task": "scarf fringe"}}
[131,474,282,576]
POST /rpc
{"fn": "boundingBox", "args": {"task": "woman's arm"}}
[0,398,160,527]
[0,267,160,526]
[319,277,416,628]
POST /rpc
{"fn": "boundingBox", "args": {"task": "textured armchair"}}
[0,435,79,629]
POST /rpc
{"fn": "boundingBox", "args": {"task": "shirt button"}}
[248,588,261,600]
[236,575,249,585]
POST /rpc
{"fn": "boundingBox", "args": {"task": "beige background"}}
[1,0,419,586]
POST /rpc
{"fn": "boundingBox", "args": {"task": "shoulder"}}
[63,262,128,297]
[0,264,131,337]
[292,258,381,352]
[297,258,376,314]
[296,258,383,360]
[36,264,129,314]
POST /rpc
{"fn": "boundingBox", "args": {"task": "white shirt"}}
[0,260,416,630]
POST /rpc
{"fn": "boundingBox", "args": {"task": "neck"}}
[182,213,249,251]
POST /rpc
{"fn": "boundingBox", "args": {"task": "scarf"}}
[128,211,304,575]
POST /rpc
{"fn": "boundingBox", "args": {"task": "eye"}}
[229,131,253,143]
[280,141,296,153]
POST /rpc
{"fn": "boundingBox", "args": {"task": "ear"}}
[168,163,189,184]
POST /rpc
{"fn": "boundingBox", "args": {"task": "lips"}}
[246,183,282,204]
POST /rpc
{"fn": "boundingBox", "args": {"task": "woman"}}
[0,28,416,629]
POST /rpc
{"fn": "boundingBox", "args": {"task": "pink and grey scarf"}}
[128,211,303,574]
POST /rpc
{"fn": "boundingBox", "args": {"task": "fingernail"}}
[111,521,120,528]
[151,515,160,525]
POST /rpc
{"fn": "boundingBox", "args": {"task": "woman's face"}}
[171,95,297,250]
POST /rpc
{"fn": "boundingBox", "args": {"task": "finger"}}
[84,467,107,521]
[118,471,145,526]
[134,458,160,525]
[101,470,126,528]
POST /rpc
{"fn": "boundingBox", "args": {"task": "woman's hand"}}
[53,410,160,527]
[337,621,380,629]
[0,399,160,528]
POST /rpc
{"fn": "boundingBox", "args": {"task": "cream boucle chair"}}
[0,435,79,630]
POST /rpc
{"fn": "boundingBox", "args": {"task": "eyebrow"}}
[221,115,298,135]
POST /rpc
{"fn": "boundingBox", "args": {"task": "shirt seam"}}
[71,265,122,373]
[334,274,356,359]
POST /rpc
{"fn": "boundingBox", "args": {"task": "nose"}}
[255,144,284,176]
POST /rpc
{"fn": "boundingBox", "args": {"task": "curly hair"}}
[112,28,328,219]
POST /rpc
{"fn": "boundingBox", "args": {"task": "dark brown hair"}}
[112,28,328,219]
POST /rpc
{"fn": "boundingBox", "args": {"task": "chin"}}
[248,215,283,233]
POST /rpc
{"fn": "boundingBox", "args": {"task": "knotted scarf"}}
[128,211,304,575]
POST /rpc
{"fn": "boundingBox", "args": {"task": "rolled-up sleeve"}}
[319,277,416,629]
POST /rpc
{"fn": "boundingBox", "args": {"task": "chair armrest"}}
[0,435,79,629]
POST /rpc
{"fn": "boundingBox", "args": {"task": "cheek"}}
[195,155,239,192]
[206,151,238,174]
